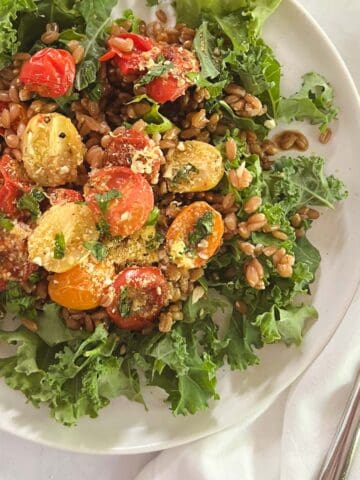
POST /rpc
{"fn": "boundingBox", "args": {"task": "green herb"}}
[27,271,41,285]
[172,164,200,183]
[83,241,108,261]
[17,188,45,218]
[277,72,338,132]
[146,0,159,6]
[1,281,37,319]
[96,217,111,237]
[0,214,14,232]
[136,55,174,87]
[188,211,214,247]
[128,95,173,134]
[146,230,165,250]
[146,207,160,226]
[116,9,141,34]
[53,232,66,260]
[193,22,220,79]
[95,189,122,214]
[75,0,118,91]
[0,0,37,69]
[118,288,133,317]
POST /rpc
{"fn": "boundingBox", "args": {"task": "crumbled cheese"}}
[120,211,130,221]
[192,286,205,304]
[197,239,209,249]
[264,118,277,130]
[59,166,70,174]
[156,286,162,296]
[32,256,43,266]
[198,252,209,260]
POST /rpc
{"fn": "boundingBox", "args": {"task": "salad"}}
[0,0,347,426]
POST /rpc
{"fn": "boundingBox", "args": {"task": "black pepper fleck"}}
[59,132,66,138]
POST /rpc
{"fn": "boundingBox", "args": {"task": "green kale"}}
[83,241,108,261]
[188,211,214,247]
[17,188,45,218]
[95,189,122,214]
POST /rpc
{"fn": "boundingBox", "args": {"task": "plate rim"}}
[1,0,360,455]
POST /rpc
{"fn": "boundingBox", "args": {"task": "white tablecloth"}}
[0,1,359,479]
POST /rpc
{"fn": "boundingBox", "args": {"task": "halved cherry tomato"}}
[0,183,20,217]
[166,201,224,269]
[84,166,154,237]
[0,155,32,191]
[103,128,163,183]
[48,188,83,206]
[146,44,199,103]
[106,266,168,330]
[19,48,75,98]
[48,262,114,310]
[0,222,38,291]
[100,33,155,76]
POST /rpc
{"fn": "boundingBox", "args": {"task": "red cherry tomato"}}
[48,188,83,206]
[19,48,75,98]
[103,128,162,183]
[146,44,200,103]
[99,33,155,76]
[84,166,154,237]
[0,155,32,191]
[106,266,168,330]
[0,183,20,217]
[0,223,38,291]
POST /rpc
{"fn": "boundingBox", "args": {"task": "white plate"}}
[1,0,359,454]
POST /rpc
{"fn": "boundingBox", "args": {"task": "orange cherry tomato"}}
[166,201,224,269]
[19,48,75,98]
[48,262,114,310]
[84,166,154,237]
[106,266,168,331]
[103,127,162,184]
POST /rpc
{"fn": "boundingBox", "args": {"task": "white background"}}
[0,1,359,479]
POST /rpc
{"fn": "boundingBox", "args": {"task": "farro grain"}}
[0,108,10,128]
[224,212,238,231]
[156,9,168,23]
[41,31,60,44]
[272,248,286,266]
[21,318,38,332]
[271,230,288,241]
[276,264,293,278]
[244,196,262,214]
[319,128,332,144]
[225,138,237,160]
[238,241,255,256]
[5,133,19,149]
[290,213,302,227]
[238,222,251,239]
[263,246,277,257]
[235,300,248,314]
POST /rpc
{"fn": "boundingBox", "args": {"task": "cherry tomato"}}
[0,155,32,191]
[48,262,114,310]
[166,201,224,269]
[0,222,38,291]
[0,183,20,217]
[84,166,154,237]
[48,188,83,206]
[19,48,76,98]
[106,266,168,330]
[99,33,155,76]
[103,128,162,183]
[146,44,199,103]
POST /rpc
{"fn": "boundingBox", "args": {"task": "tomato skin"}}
[100,33,155,76]
[84,166,154,237]
[0,183,20,217]
[48,263,113,310]
[146,44,199,103]
[48,188,83,206]
[106,266,168,330]
[166,201,224,269]
[0,155,32,191]
[0,223,38,290]
[103,128,162,183]
[19,48,75,98]
[146,75,186,104]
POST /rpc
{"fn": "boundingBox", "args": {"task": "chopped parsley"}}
[53,232,66,259]
[136,54,174,87]
[2,281,37,319]
[118,287,133,317]
[17,188,45,218]
[95,189,122,214]
[96,217,111,237]
[146,230,165,250]
[84,241,108,261]
[0,214,14,231]
[172,164,199,183]
[146,207,160,226]
[27,271,42,285]
[188,211,214,247]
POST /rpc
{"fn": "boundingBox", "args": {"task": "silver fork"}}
[319,371,360,479]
